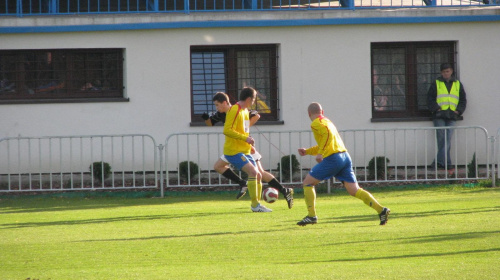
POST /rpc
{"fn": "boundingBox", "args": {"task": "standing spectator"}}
[427,63,467,170]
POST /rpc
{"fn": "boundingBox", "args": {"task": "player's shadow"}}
[393,206,500,219]
[0,211,231,230]
[0,192,246,214]
[319,230,500,247]
[74,227,295,243]
[319,205,500,225]
[287,247,500,263]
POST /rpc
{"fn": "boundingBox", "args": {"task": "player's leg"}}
[297,153,342,226]
[297,154,338,226]
[257,177,263,201]
[338,152,390,225]
[225,153,270,212]
[241,160,270,212]
[260,168,294,209]
[214,156,247,199]
[297,174,320,226]
[253,151,294,208]
[344,181,383,213]
[251,152,264,200]
[214,157,246,186]
[241,162,258,207]
[345,182,390,225]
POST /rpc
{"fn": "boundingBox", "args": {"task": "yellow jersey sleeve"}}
[223,104,252,156]
[305,116,347,158]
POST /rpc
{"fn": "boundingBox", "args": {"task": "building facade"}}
[1,3,499,172]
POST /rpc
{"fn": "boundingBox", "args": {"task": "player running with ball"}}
[296,102,390,226]
[203,90,294,210]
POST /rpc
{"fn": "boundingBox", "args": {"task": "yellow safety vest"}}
[436,80,460,111]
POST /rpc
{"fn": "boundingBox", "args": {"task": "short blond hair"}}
[308,102,322,115]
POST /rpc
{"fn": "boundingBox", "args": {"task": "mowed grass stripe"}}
[0,185,499,279]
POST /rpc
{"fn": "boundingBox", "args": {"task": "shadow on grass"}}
[321,230,500,247]
[1,185,497,214]
[74,227,295,243]
[0,192,241,214]
[0,211,235,229]
[287,247,500,263]
[318,206,500,225]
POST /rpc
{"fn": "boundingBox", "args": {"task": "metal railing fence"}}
[0,134,158,192]
[495,128,500,182]
[0,0,497,16]
[1,126,496,194]
[162,126,491,195]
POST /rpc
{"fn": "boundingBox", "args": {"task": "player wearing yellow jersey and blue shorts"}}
[202,93,294,208]
[223,87,272,212]
[297,102,390,226]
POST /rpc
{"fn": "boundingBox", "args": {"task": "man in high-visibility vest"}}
[427,63,467,170]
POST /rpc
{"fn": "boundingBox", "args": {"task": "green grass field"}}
[1,185,499,279]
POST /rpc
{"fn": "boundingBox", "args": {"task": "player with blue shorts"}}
[223,87,272,212]
[203,92,294,208]
[296,102,390,226]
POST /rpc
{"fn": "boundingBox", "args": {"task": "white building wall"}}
[1,20,499,171]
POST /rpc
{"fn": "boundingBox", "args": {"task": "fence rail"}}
[0,0,497,16]
[1,126,498,195]
[162,126,493,195]
[0,134,158,192]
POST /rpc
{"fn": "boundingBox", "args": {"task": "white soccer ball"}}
[262,187,279,203]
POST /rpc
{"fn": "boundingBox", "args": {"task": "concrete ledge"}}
[0,7,499,33]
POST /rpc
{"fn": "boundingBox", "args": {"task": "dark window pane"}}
[190,45,279,122]
[371,42,456,120]
[0,49,124,101]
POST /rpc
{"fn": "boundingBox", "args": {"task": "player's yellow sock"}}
[248,176,259,208]
[304,185,317,217]
[354,188,383,213]
[257,179,263,201]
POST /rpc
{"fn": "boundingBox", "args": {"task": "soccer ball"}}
[262,187,279,203]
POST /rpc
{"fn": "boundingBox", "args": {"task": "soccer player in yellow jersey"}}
[202,92,294,208]
[223,87,272,212]
[297,102,390,226]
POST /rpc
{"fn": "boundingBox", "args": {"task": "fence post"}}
[184,0,190,14]
[149,0,159,11]
[16,0,22,17]
[158,144,165,197]
[339,0,354,9]
[492,136,497,187]
[49,0,59,14]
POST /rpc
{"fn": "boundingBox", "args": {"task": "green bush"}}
[477,179,500,188]
[179,161,199,180]
[467,153,476,178]
[89,161,112,182]
[368,156,390,179]
[277,154,300,181]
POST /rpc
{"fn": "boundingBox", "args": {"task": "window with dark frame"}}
[190,44,279,123]
[371,41,457,120]
[0,49,124,102]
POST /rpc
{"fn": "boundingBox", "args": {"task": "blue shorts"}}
[224,153,256,171]
[309,152,357,183]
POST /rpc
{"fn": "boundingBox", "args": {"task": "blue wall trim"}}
[1,15,499,34]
